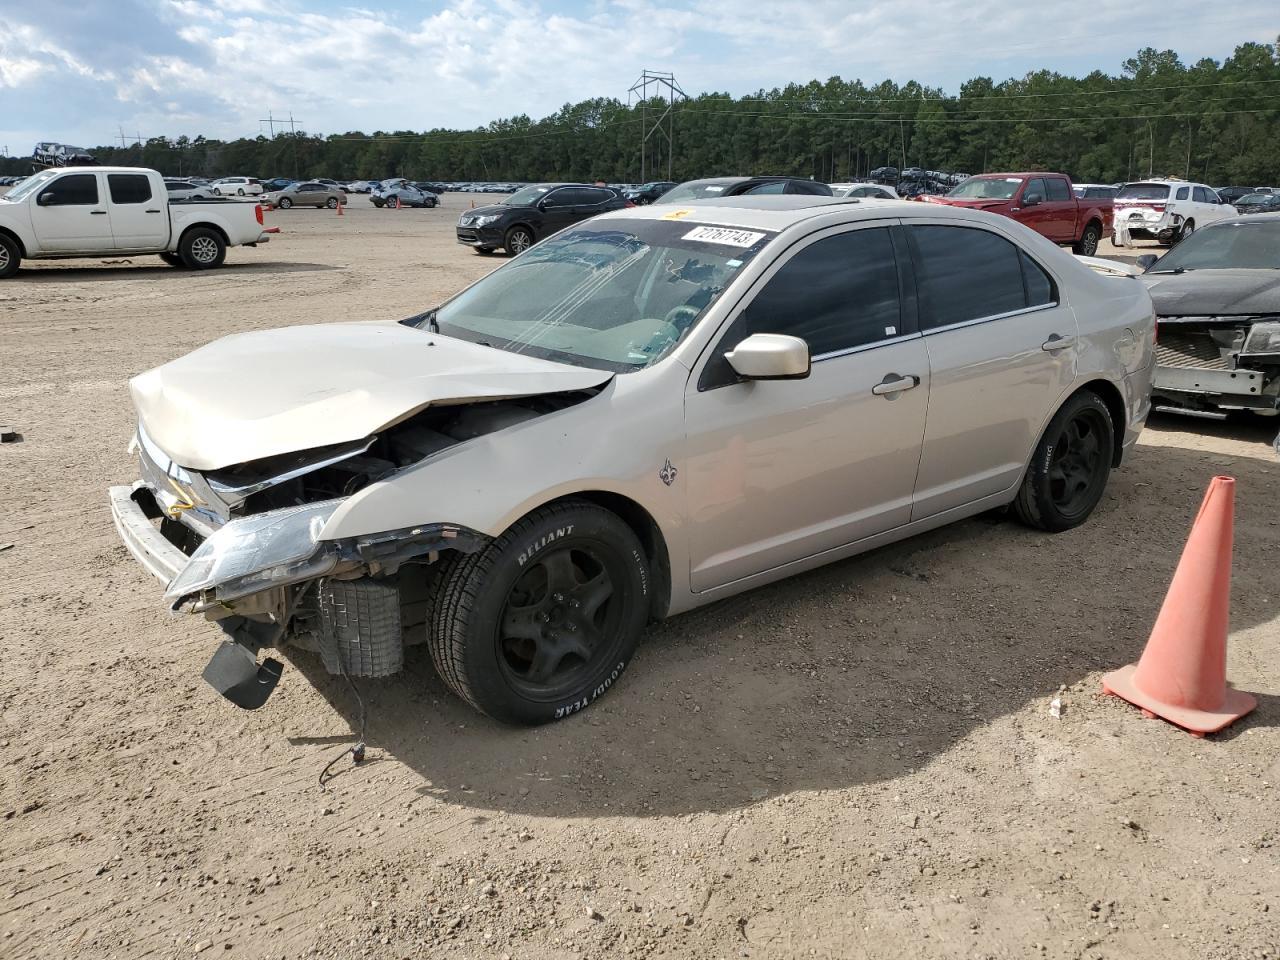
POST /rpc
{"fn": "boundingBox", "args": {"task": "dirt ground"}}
[1,196,1277,960]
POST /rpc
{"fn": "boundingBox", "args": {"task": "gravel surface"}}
[1,196,1277,960]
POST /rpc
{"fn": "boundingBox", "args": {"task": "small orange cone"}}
[1102,476,1256,735]
[336,201,344,216]
[395,196,402,210]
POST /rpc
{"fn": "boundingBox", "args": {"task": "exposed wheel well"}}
[0,227,26,257]
[1075,379,1127,466]
[545,491,671,622]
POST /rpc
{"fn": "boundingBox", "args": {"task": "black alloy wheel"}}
[1014,391,1114,532]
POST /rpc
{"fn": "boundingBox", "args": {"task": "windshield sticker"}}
[725,258,743,268]
[661,209,695,221]
[682,226,767,248]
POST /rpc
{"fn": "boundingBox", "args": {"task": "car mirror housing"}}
[724,333,811,381]
[37,191,55,206]
[1136,254,1158,272]
[1022,193,1043,207]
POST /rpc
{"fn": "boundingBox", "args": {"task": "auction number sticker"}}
[682,226,766,247]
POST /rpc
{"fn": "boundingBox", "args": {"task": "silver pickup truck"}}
[0,166,277,277]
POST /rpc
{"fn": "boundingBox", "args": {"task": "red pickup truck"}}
[921,173,1112,256]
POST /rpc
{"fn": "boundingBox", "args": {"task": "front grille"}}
[1156,329,1229,369]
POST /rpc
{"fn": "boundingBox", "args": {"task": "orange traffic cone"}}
[1102,476,1256,736]
[395,196,402,210]
[336,201,344,216]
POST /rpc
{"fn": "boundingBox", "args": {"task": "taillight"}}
[255,204,264,225]
[1151,204,1165,213]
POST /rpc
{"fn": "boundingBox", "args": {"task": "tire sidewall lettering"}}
[552,660,626,720]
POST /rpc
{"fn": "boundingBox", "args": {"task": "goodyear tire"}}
[179,227,227,270]
[0,233,20,278]
[427,500,649,724]
[1014,390,1114,532]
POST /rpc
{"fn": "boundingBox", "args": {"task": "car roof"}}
[599,194,949,230]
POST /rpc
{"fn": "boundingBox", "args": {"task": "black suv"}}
[622,180,676,204]
[653,177,833,204]
[455,183,629,255]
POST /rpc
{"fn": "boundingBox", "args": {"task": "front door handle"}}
[872,374,920,397]
[1041,333,1076,352]
[145,209,161,213]
[89,210,107,215]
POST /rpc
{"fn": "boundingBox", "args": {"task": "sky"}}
[0,0,1276,154]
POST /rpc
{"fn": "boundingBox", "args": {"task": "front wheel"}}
[0,233,20,278]
[236,188,245,196]
[1177,220,1195,243]
[1014,391,1114,532]
[427,500,649,724]
[179,227,227,270]
[1072,221,1101,256]
[504,226,534,256]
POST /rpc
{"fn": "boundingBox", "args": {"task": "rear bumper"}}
[108,484,187,586]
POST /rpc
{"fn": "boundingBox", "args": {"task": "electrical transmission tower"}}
[628,70,687,182]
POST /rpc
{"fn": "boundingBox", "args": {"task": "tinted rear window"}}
[909,225,1032,329]
[108,174,152,204]
[1117,183,1170,201]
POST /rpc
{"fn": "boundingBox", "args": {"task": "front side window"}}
[1024,178,1048,201]
[732,228,902,356]
[108,174,151,204]
[1046,178,1070,202]
[42,174,98,206]
[420,220,774,372]
[1193,187,1211,204]
[909,225,1038,329]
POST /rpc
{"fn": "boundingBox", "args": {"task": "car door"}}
[1192,186,1226,224]
[569,186,620,223]
[537,188,584,235]
[1016,178,1053,238]
[683,222,930,592]
[1042,177,1076,241]
[32,172,115,252]
[905,221,1077,518]
[105,173,167,250]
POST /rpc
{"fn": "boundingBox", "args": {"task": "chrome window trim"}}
[920,301,1060,337]
[811,331,923,363]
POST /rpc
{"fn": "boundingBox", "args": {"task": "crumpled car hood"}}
[1141,269,1280,317]
[130,321,613,471]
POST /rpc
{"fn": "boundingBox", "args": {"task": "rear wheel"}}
[278,197,292,209]
[236,188,245,196]
[427,500,649,724]
[326,197,339,208]
[505,226,534,256]
[1014,391,1114,532]
[179,227,226,270]
[1073,221,1101,256]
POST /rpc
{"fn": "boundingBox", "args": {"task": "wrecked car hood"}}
[1141,269,1280,317]
[130,322,613,471]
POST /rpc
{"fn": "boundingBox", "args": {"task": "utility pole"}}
[260,111,277,138]
[628,70,687,182]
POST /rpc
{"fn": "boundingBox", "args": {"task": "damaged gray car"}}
[110,197,1153,723]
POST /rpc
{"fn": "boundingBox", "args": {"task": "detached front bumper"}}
[109,483,188,586]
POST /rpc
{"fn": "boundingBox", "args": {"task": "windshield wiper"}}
[1151,267,1191,274]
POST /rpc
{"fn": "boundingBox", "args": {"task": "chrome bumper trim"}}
[108,484,187,586]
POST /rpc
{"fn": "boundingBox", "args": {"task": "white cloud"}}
[0,0,1275,150]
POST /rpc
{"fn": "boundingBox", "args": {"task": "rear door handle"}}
[145,209,161,213]
[872,374,920,396]
[1041,333,1076,352]
[89,210,107,215]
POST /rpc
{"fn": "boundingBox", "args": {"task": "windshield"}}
[504,184,554,206]
[654,180,739,204]
[1116,183,1170,201]
[1149,220,1280,272]
[3,170,58,203]
[415,219,775,372]
[948,177,1021,200]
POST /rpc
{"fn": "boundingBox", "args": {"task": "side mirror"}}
[1021,192,1043,207]
[724,333,811,381]
[1136,254,1158,272]
[37,191,55,206]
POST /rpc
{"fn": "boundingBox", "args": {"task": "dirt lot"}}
[1,196,1277,960]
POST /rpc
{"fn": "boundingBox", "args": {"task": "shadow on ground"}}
[283,433,1278,818]
[12,261,336,280]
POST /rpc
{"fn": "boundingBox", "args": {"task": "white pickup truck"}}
[0,166,278,278]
